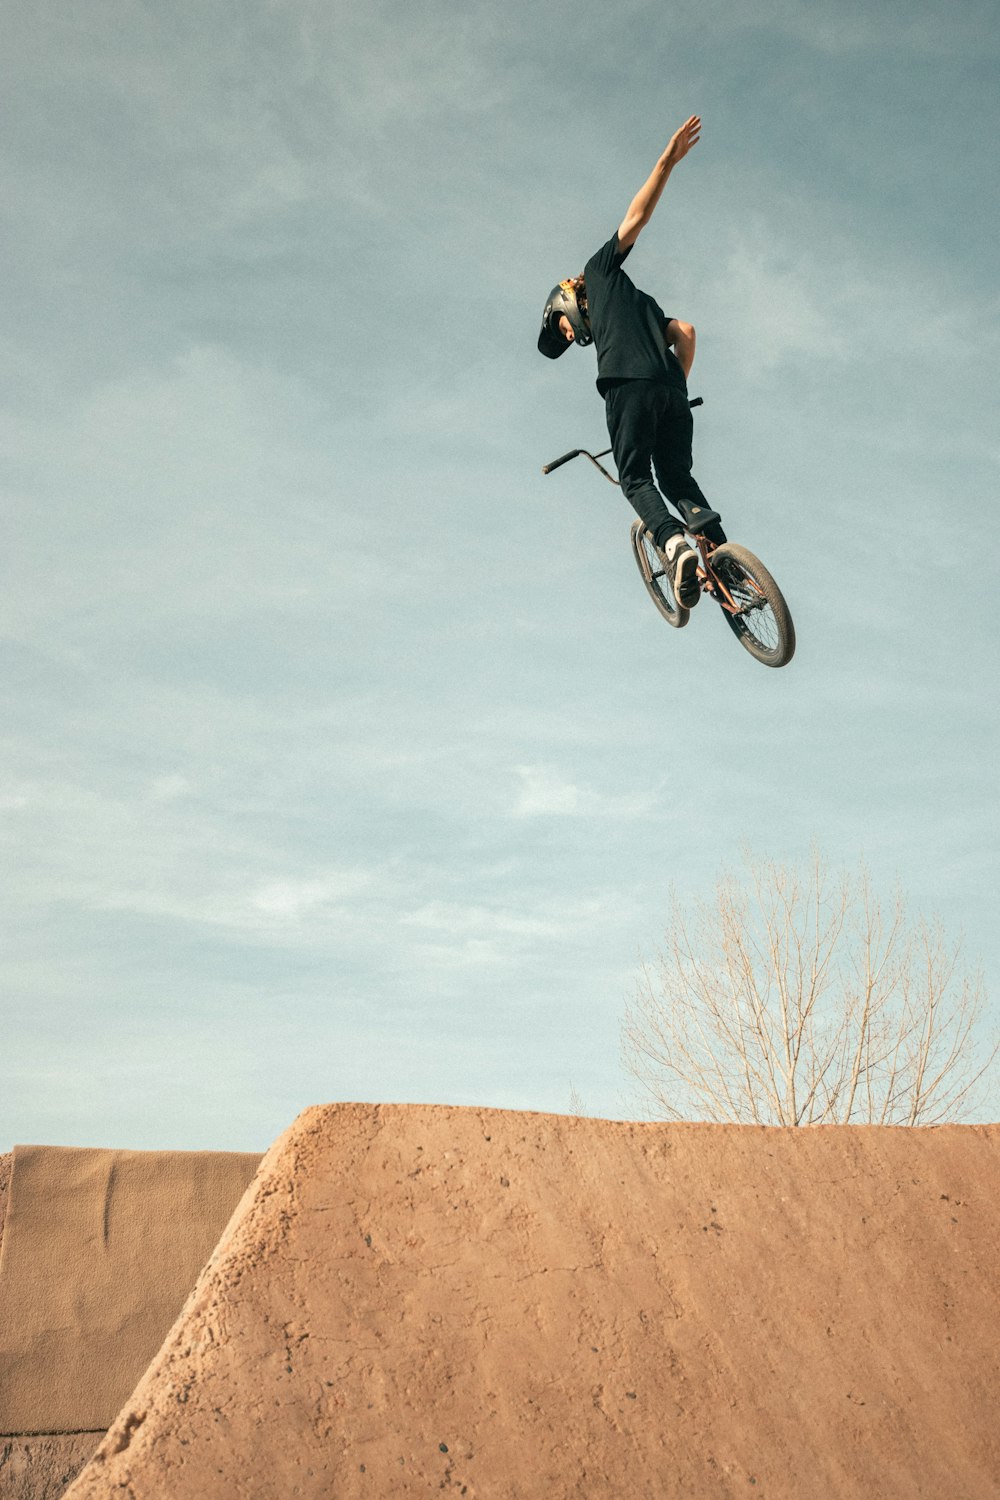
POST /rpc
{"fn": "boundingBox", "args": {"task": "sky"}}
[2,0,998,1150]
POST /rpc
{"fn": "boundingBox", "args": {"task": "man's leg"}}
[605,381,684,551]
[607,382,702,606]
[652,389,727,546]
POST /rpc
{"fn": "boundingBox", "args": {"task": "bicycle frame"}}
[541,430,752,618]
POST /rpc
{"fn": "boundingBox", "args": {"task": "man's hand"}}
[618,115,702,249]
[664,115,701,169]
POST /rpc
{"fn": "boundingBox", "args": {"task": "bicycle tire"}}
[630,522,689,629]
[709,542,795,667]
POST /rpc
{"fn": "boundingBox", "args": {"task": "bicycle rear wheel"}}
[630,522,689,629]
[710,542,795,667]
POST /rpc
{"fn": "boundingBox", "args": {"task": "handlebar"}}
[541,449,582,474]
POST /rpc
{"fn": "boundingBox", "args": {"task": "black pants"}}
[605,379,725,549]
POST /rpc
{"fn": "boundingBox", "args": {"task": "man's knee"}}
[619,472,657,506]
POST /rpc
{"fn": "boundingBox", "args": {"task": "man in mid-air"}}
[537,115,724,609]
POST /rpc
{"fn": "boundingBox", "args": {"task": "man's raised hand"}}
[665,115,701,167]
[617,114,702,248]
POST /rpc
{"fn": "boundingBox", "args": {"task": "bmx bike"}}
[542,403,795,669]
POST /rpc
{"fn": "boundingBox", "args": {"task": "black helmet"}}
[537,279,591,359]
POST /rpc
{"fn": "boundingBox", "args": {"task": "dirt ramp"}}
[1,1433,105,1500]
[0,1152,11,1259]
[0,1144,261,1435]
[67,1105,1000,1499]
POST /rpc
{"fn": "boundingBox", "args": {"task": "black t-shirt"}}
[583,232,687,396]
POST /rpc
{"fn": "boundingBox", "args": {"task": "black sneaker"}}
[666,539,700,609]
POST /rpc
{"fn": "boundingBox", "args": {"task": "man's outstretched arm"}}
[617,115,701,250]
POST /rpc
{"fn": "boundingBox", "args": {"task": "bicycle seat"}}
[675,498,723,534]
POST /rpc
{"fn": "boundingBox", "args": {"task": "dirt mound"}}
[0,1152,11,1259]
[1,1434,104,1500]
[0,1144,260,1500]
[0,1144,260,1436]
[66,1105,1000,1499]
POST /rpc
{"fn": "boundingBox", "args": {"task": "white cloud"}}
[0,342,389,644]
[401,902,564,941]
[705,233,846,372]
[79,854,380,939]
[403,937,512,972]
[512,764,647,820]
[397,891,640,973]
[252,872,373,921]
[514,765,586,817]
[147,774,192,801]
[0,756,379,944]
[79,872,378,949]
[694,201,1000,398]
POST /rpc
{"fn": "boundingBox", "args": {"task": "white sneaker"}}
[664,535,700,608]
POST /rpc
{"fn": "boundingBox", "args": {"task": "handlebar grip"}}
[541,449,581,474]
[688,396,703,408]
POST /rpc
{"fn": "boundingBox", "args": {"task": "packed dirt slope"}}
[0,1145,261,1435]
[67,1105,1000,1500]
[0,1152,10,1258]
[0,1145,260,1500]
[1,1152,102,1500]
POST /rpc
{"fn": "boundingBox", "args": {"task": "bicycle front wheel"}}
[710,543,795,667]
[630,523,689,629]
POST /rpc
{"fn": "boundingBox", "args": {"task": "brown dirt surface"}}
[0,1433,104,1500]
[0,1151,12,1261]
[0,1144,261,1436]
[66,1104,1000,1500]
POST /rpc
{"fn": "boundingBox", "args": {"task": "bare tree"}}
[567,1082,589,1117]
[622,854,997,1125]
